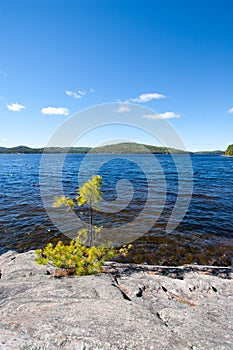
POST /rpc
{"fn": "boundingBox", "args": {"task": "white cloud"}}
[65,89,86,99]
[6,102,26,112]
[227,108,233,114]
[90,88,95,93]
[41,107,70,116]
[130,92,165,103]
[1,137,7,142]
[116,104,131,113]
[143,111,180,119]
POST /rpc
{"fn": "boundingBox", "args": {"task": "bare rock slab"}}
[0,251,232,349]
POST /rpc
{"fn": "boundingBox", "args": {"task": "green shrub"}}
[36,240,130,276]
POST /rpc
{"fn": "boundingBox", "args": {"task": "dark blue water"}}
[0,154,232,265]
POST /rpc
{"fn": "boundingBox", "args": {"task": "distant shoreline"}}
[0,143,224,155]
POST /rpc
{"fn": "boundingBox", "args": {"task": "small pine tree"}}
[36,175,131,276]
[53,175,102,246]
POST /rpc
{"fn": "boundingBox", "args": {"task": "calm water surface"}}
[0,154,232,265]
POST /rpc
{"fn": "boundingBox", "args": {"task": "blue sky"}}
[0,0,233,151]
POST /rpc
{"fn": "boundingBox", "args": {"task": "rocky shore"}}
[0,250,232,350]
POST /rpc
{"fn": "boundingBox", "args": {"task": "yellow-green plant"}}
[35,240,131,276]
[53,175,102,246]
[36,175,132,276]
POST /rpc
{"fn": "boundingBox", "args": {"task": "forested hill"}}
[0,142,225,154]
[224,144,233,156]
[194,150,223,155]
[0,146,91,154]
[90,142,189,154]
[0,143,189,154]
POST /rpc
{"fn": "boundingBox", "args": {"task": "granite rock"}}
[0,251,232,350]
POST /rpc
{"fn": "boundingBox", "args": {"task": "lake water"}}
[0,153,232,265]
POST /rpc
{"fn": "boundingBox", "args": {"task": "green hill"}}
[0,146,90,154]
[90,142,188,154]
[0,142,226,155]
[0,146,44,154]
[224,144,233,156]
[194,150,224,155]
[0,143,188,154]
